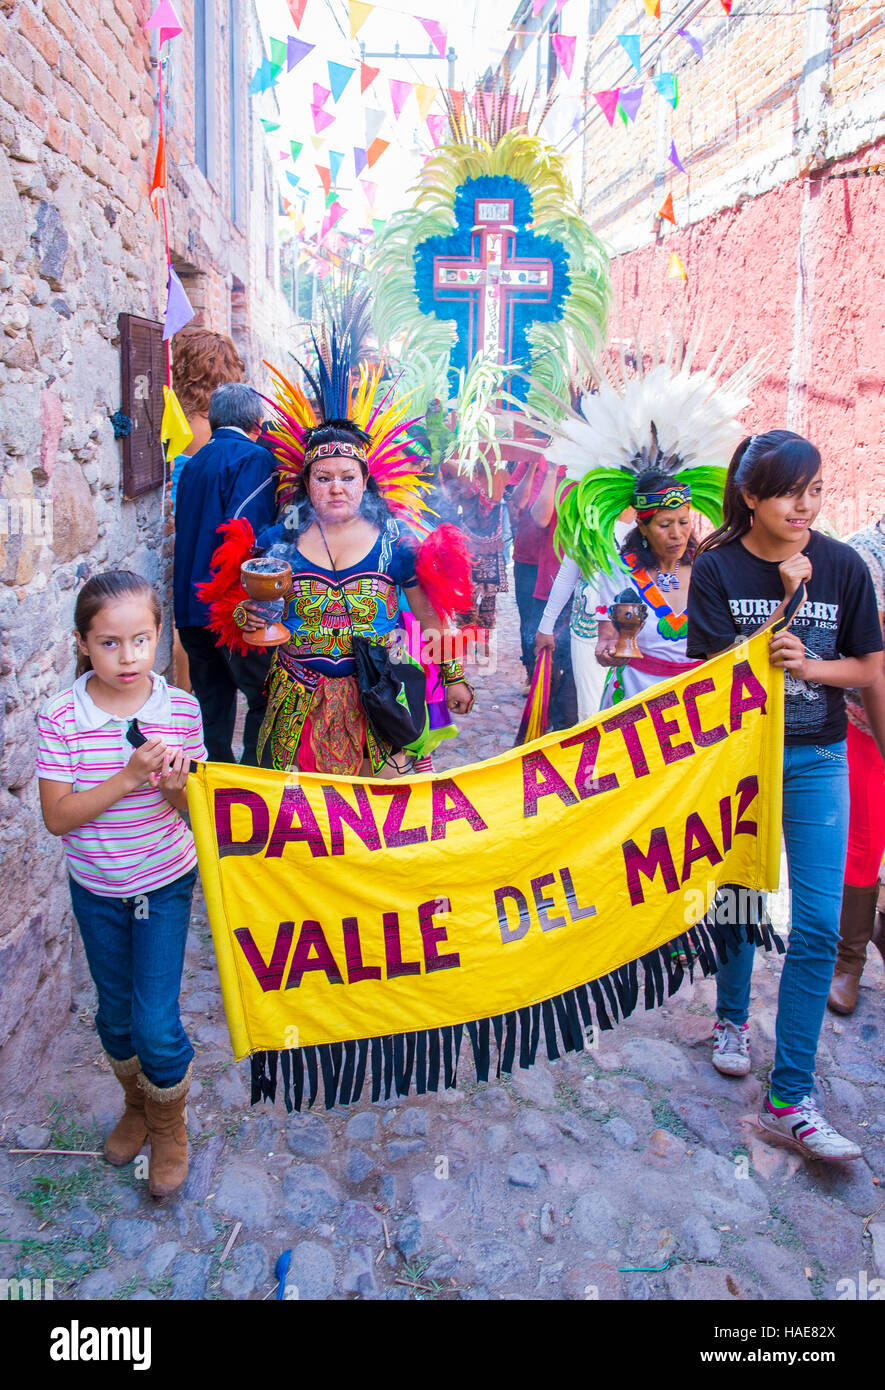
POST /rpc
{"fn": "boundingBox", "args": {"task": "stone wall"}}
[0,0,298,1102]
[578,0,885,533]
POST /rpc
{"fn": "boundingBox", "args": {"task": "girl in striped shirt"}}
[37,571,206,1198]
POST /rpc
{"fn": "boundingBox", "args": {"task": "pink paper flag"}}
[532,0,545,15]
[593,89,620,126]
[426,113,446,145]
[669,139,686,173]
[311,106,336,134]
[313,83,330,108]
[551,33,576,80]
[389,78,412,118]
[279,150,290,160]
[419,17,447,59]
[144,0,183,45]
[555,0,570,11]
[360,178,377,207]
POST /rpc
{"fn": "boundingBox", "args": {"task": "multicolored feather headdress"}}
[264,325,433,532]
[525,331,764,578]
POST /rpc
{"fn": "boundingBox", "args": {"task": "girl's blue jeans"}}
[715,740,849,1104]
[69,868,197,1089]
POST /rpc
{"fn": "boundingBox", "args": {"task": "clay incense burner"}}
[240,557,292,647]
[608,589,649,661]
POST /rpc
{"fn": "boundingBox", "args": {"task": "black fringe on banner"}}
[249,893,784,1112]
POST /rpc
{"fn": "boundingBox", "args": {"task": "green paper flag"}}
[261,119,281,133]
[269,37,287,74]
[618,104,628,127]
[372,218,386,235]
[325,191,337,208]
[290,141,303,162]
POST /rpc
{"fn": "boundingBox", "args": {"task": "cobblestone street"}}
[3,590,885,1302]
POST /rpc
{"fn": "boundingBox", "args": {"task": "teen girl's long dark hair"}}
[74,571,161,676]
[696,430,821,555]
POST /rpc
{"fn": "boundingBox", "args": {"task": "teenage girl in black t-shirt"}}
[687,430,882,1161]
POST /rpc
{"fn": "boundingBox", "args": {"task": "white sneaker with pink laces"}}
[758,1095,862,1161]
[711,1020,751,1077]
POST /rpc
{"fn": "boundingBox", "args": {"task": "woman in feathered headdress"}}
[532,338,760,712]
[198,328,475,776]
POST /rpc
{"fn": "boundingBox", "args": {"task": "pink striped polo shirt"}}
[37,672,207,898]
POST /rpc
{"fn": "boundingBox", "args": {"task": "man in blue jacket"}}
[174,383,277,764]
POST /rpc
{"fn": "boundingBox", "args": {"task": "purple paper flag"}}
[619,84,643,122]
[163,265,194,341]
[669,139,686,173]
[353,146,368,178]
[676,26,703,59]
[287,36,314,70]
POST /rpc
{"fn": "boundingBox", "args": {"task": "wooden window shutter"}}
[118,313,167,499]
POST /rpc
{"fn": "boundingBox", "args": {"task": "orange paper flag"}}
[658,192,675,224]
[149,131,166,218]
[366,137,389,167]
[668,252,687,281]
[287,0,308,24]
[316,165,332,196]
[643,0,661,16]
[360,61,380,93]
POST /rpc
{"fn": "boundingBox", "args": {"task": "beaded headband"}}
[304,440,369,467]
[633,482,692,519]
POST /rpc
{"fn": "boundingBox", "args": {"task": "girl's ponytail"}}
[74,571,161,676]
[697,437,756,554]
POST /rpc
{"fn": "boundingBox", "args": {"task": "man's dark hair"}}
[208,383,264,434]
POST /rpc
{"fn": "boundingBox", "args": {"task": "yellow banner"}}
[188,632,783,1062]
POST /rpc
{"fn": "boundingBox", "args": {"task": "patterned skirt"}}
[257,653,391,775]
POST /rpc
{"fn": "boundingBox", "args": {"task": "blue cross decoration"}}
[413,175,570,404]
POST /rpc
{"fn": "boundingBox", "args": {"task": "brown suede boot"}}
[828,884,880,1015]
[139,1065,191,1198]
[103,1054,148,1166]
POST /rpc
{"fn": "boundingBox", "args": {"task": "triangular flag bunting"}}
[360,179,377,207]
[365,107,386,143]
[419,18,447,59]
[285,170,301,188]
[260,118,281,133]
[415,84,437,121]
[617,34,641,74]
[551,34,576,80]
[426,113,446,145]
[269,38,287,74]
[144,0,183,45]
[313,83,331,107]
[249,58,275,95]
[372,218,386,235]
[328,62,355,103]
[279,150,290,160]
[149,131,166,218]
[349,1,373,37]
[532,0,545,14]
[593,89,620,126]
[324,191,337,209]
[161,386,193,460]
[389,78,412,118]
[353,146,368,178]
[669,140,686,173]
[310,135,326,153]
[163,266,194,341]
[287,36,314,70]
[618,84,643,122]
[328,150,345,184]
[668,252,687,281]
[290,141,303,163]
[721,0,732,11]
[311,106,335,134]
[555,0,570,10]
[677,26,703,58]
[366,138,389,167]
[653,73,678,108]
[643,0,661,16]
[287,0,308,24]
[658,192,675,224]
[316,165,332,197]
[447,89,465,119]
[360,63,380,93]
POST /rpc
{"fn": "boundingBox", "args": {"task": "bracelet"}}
[461,680,476,713]
[232,603,249,629]
[440,659,465,685]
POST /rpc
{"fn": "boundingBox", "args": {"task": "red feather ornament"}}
[415,524,474,626]
[196,518,257,656]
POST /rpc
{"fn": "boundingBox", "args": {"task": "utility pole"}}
[359,40,458,89]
